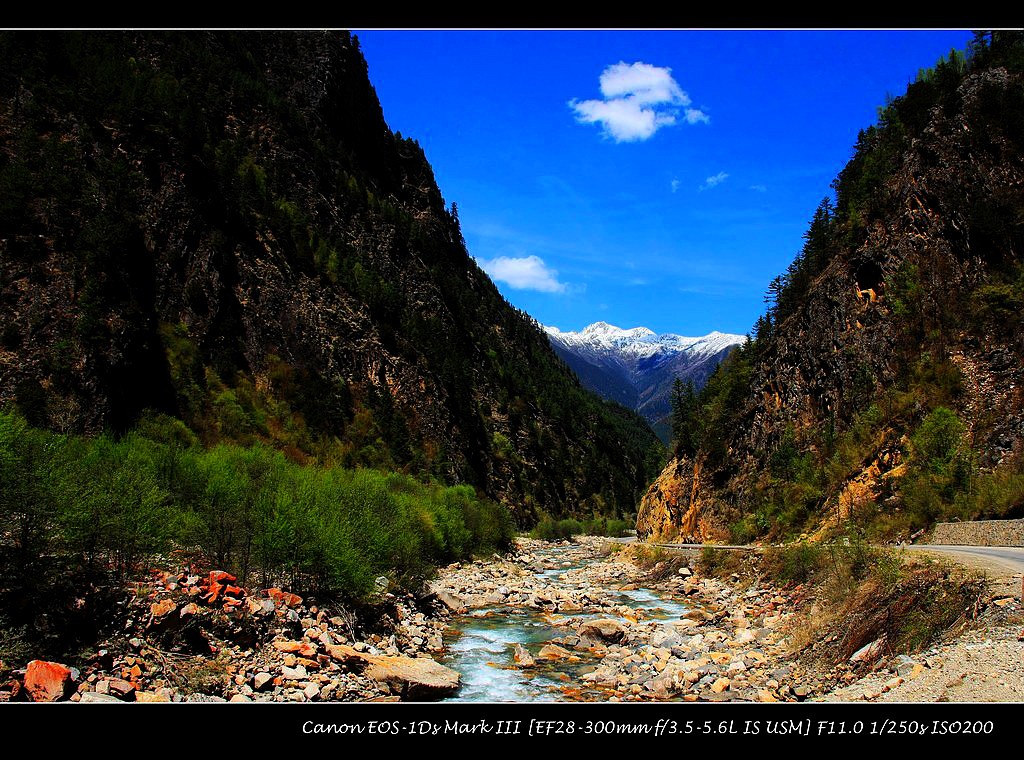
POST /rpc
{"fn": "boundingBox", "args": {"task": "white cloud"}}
[700,171,729,191]
[599,61,687,104]
[478,254,567,293]
[670,178,681,193]
[684,108,710,125]
[570,61,706,143]
[749,184,767,192]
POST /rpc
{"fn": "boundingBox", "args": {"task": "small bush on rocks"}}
[762,541,826,586]
[697,547,744,578]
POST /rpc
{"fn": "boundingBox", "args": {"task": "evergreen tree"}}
[670,377,698,456]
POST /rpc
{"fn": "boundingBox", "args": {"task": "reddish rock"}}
[25,660,74,702]
[273,640,316,657]
[151,599,177,618]
[513,643,535,667]
[208,570,236,584]
[267,588,303,608]
[325,643,370,666]
[224,585,244,598]
[204,581,224,604]
[108,679,137,701]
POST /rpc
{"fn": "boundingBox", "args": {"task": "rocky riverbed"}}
[431,537,815,702]
[2,536,1017,703]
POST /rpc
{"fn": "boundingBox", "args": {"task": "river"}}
[439,541,691,701]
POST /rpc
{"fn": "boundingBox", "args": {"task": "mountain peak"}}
[544,320,745,442]
[547,322,744,356]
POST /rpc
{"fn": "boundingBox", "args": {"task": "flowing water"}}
[440,544,690,702]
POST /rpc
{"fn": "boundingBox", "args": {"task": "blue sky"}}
[354,30,975,337]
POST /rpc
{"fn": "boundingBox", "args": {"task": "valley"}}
[1,29,1023,708]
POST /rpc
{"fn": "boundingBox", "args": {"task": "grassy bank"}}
[631,533,987,666]
[758,534,987,664]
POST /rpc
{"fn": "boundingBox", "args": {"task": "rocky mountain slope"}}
[0,31,663,523]
[638,34,1024,542]
[545,322,744,441]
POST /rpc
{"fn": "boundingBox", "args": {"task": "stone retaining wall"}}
[930,518,1024,547]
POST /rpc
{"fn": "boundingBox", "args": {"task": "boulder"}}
[281,665,307,680]
[108,679,137,701]
[273,640,317,657]
[79,692,122,703]
[267,588,304,608]
[579,618,626,643]
[849,636,887,666]
[710,677,731,693]
[513,643,535,667]
[434,591,468,613]
[363,657,460,700]
[135,690,170,703]
[24,660,74,702]
[325,643,371,667]
[650,628,682,649]
[537,644,577,661]
[179,602,200,619]
[150,599,177,618]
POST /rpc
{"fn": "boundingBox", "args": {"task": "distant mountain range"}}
[544,322,745,442]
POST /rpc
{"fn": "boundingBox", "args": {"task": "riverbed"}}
[431,537,805,702]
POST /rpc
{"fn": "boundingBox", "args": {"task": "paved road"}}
[617,537,1024,576]
[607,537,754,551]
[904,544,1024,575]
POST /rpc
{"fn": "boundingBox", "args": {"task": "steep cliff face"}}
[0,31,662,521]
[639,44,1024,541]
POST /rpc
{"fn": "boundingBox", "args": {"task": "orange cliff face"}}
[636,456,728,543]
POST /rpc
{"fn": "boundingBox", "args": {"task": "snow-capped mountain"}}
[544,322,746,442]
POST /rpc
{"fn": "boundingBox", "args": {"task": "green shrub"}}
[698,546,744,578]
[0,408,516,605]
[762,541,826,585]
[531,516,581,541]
[911,407,967,477]
[961,464,1024,519]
